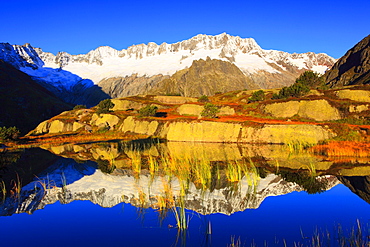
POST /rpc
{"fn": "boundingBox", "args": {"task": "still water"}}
[0,141,369,247]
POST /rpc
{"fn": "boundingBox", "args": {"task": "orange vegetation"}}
[311,141,370,157]
[15,131,148,148]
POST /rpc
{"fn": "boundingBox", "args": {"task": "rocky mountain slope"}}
[148,57,259,97]
[1,34,335,100]
[0,59,71,133]
[325,34,370,87]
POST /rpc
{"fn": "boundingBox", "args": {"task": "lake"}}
[0,140,369,246]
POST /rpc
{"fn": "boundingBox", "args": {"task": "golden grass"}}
[311,141,370,157]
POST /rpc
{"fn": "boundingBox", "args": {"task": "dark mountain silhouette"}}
[325,34,370,87]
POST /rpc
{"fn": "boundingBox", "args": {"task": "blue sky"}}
[1,0,369,58]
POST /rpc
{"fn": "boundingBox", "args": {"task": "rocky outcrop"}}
[325,34,370,87]
[335,89,370,102]
[264,100,341,121]
[149,57,260,97]
[98,74,169,98]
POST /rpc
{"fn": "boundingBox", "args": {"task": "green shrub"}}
[198,95,210,103]
[273,83,310,99]
[96,99,114,115]
[295,70,324,89]
[73,105,87,110]
[249,90,265,102]
[201,103,220,118]
[0,126,20,142]
[138,105,158,117]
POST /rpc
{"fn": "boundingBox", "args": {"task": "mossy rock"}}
[33,120,50,135]
[94,114,120,128]
[121,116,159,135]
[111,99,146,111]
[154,96,198,104]
[166,121,242,142]
[177,104,204,116]
[72,122,85,131]
[240,124,336,144]
[349,104,369,113]
[264,100,341,121]
[49,120,70,133]
[218,106,235,116]
[336,90,370,102]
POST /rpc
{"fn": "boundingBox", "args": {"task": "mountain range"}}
[0,33,336,103]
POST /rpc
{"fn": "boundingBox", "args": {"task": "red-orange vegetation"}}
[311,141,370,157]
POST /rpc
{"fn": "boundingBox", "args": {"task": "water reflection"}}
[0,141,369,246]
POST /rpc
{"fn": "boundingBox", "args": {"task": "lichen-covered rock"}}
[240,124,335,145]
[33,120,50,134]
[336,90,370,102]
[349,104,369,113]
[297,100,341,121]
[111,99,146,111]
[218,106,235,116]
[166,121,242,142]
[121,116,159,135]
[177,104,204,116]
[72,122,85,131]
[154,96,197,104]
[264,100,341,121]
[93,114,120,128]
[49,120,68,133]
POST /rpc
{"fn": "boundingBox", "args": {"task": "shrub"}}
[73,105,87,110]
[273,83,310,99]
[96,99,115,115]
[0,126,20,142]
[138,105,158,117]
[198,95,209,103]
[249,90,265,102]
[201,103,220,118]
[295,70,324,89]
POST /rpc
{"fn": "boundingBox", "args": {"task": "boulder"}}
[264,100,341,121]
[93,114,120,128]
[121,116,159,136]
[177,104,204,116]
[336,90,370,102]
[218,106,235,116]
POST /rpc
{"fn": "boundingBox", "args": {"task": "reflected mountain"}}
[0,141,369,217]
[338,176,370,204]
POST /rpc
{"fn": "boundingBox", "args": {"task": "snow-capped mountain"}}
[0,158,340,216]
[37,33,335,84]
[0,33,336,102]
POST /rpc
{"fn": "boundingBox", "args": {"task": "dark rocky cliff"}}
[325,35,370,87]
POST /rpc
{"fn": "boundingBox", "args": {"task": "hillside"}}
[325,34,370,87]
[0,60,72,134]
[148,57,259,97]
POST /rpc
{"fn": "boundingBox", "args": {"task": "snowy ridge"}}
[36,33,335,84]
[1,162,339,216]
[0,33,336,91]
